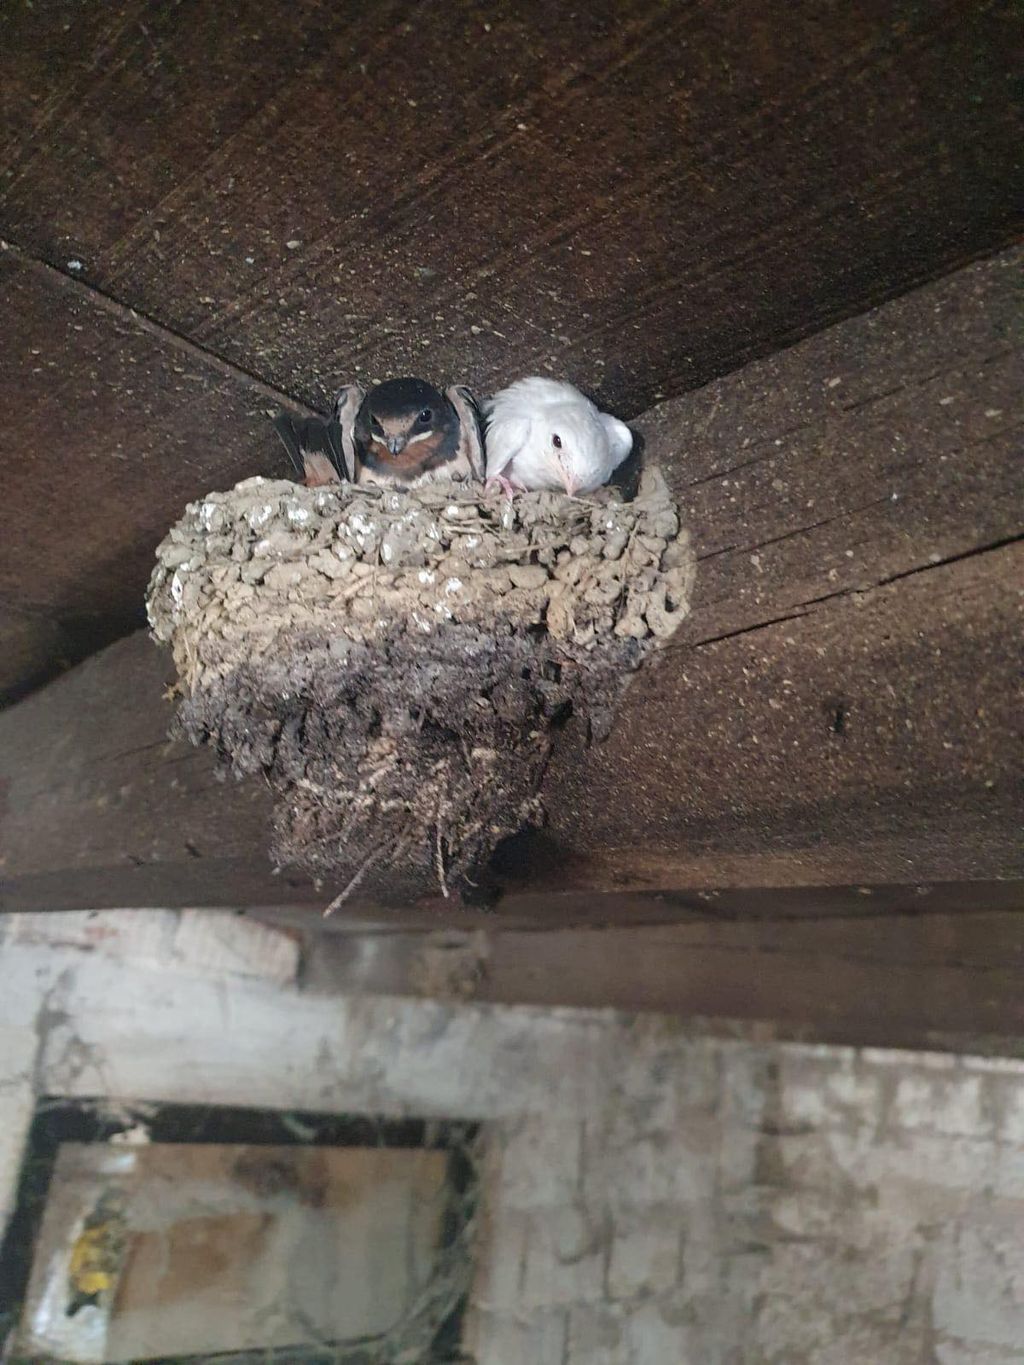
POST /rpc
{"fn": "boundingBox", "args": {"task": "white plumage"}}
[484,377,633,495]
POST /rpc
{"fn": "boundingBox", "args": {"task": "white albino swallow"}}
[484,376,633,496]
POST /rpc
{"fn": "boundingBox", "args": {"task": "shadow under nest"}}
[147,470,694,906]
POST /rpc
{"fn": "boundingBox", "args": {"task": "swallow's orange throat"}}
[368,431,444,469]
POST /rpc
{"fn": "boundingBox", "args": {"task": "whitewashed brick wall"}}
[1,912,1021,1364]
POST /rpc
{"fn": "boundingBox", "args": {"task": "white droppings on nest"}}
[151,470,693,685]
[247,502,275,529]
[147,471,695,896]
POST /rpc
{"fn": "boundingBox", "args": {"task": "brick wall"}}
[1,913,1021,1363]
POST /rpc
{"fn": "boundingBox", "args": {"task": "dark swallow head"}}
[355,377,460,477]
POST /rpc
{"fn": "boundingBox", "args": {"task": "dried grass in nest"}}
[147,469,694,905]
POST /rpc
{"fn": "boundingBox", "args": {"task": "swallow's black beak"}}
[386,434,407,456]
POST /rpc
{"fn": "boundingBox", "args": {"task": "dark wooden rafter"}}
[1,248,1022,1046]
[1,250,1020,914]
[0,248,308,704]
[1,0,1017,413]
[0,0,1021,702]
[514,249,1024,891]
[286,893,1024,1056]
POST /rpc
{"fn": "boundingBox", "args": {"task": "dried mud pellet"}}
[147,471,694,898]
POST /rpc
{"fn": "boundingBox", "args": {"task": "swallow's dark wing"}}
[318,418,348,481]
[273,413,347,486]
[445,385,486,481]
[334,384,365,482]
[272,412,308,479]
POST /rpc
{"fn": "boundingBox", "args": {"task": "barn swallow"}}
[484,376,632,496]
[273,412,349,486]
[339,378,485,487]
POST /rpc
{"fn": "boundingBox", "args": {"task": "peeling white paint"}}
[1,912,1022,1365]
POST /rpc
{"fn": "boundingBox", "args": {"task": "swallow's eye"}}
[552,433,563,449]
[370,417,384,435]
[418,408,433,424]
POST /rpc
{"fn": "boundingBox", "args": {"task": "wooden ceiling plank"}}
[0,251,1019,914]
[0,0,1019,414]
[286,907,1024,1055]
[0,251,296,660]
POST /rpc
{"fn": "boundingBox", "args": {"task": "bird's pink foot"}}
[485,474,520,499]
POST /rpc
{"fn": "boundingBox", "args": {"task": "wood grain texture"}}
[0,253,1020,914]
[1,0,1018,412]
[0,252,300,656]
[0,605,66,706]
[0,0,1020,700]
[294,905,1024,1054]
[535,543,1022,890]
[637,249,1024,644]
[0,632,313,912]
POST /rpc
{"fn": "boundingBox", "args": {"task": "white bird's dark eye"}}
[552,433,563,449]
[419,408,433,423]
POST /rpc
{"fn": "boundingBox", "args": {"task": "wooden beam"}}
[512,248,1024,891]
[0,0,1020,699]
[0,251,302,692]
[283,896,1024,1055]
[0,605,66,707]
[1,0,1017,417]
[645,248,1022,645]
[0,632,314,915]
[0,253,1020,916]
[532,541,1022,892]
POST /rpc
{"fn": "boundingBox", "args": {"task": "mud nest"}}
[147,470,694,904]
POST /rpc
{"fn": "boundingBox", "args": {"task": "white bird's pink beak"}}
[558,455,578,496]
